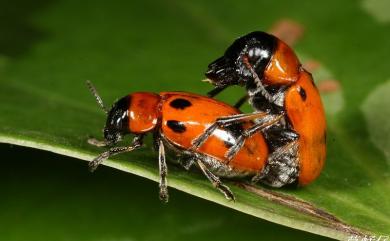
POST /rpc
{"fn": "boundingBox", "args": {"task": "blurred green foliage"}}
[0,144,331,241]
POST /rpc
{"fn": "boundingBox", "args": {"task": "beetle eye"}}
[244,45,272,71]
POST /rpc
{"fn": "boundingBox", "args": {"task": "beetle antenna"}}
[86,80,108,114]
[242,57,274,103]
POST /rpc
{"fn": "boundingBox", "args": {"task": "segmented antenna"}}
[86,80,108,114]
[242,57,275,103]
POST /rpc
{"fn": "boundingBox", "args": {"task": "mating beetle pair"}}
[87,31,326,202]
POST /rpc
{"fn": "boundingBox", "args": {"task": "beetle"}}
[86,81,282,202]
[191,31,326,187]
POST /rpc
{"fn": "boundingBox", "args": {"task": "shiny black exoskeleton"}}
[206,32,280,104]
[103,96,130,144]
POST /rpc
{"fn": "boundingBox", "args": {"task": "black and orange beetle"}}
[86,81,282,202]
[192,31,326,187]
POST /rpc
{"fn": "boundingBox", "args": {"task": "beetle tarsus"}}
[88,137,143,172]
[158,138,169,203]
[196,159,235,201]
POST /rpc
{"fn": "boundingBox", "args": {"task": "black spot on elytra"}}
[298,87,307,101]
[167,120,186,133]
[169,98,192,110]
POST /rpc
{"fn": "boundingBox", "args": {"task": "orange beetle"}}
[195,31,326,187]
[86,81,275,202]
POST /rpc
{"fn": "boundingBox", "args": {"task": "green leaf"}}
[0,145,332,241]
[0,0,389,240]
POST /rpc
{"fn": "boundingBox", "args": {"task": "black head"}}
[103,96,131,144]
[205,31,277,89]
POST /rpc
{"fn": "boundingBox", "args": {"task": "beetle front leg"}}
[88,135,144,172]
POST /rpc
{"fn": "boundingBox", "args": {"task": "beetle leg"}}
[252,139,299,187]
[196,158,235,201]
[180,158,195,171]
[263,128,299,151]
[225,114,284,161]
[157,139,169,203]
[234,94,249,109]
[206,85,228,97]
[191,111,268,150]
[88,135,144,172]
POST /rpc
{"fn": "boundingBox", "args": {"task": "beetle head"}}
[205,31,276,89]
[103,96,130,144]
